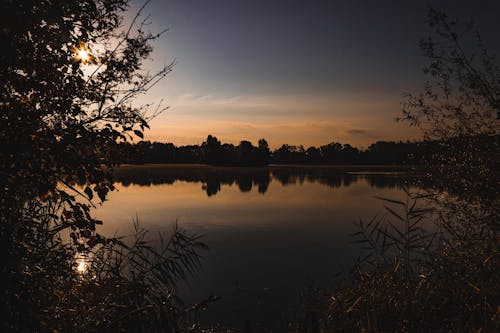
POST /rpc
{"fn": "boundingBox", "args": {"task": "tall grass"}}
[326,187,499,332]
[2,196,210,332]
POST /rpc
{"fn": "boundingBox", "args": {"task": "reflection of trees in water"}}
[270,166,420,191]
[271,169,356,188]
[364,175,402,189]
[114,166,421,196]
[201,178,220,196]
[114,166,271,196]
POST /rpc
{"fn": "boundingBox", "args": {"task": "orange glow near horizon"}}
[135,91,422,149]
[142,118,422,150]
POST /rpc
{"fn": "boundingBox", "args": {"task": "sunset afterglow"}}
[3,0,499,330]
[129,0,500,148]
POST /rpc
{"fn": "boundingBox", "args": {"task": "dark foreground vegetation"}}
[319,9,499,333]
[1,1,210,332]
[0,1,498,332]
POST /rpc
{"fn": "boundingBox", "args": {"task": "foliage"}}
[0,0,210,331]
[1,0,171,225]
[325,8,500,332]
[0,0,169,254]
[4,208,207,332]
[401,8,500,208]
[401,9,499,139]
[327,192,499,332]
[70,221,208,333]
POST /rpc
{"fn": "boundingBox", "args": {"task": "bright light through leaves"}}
[78,49,89,62]
[77,261,86,273]
[76,257,87,274]
[72,44,95,65]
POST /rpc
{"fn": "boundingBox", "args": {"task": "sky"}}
[128,0,500,149]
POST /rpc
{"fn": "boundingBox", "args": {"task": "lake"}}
[93,164,420,330]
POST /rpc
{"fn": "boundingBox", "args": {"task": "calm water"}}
[93,164,419,329]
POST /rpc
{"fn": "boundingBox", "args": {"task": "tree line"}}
[117,134,441,165]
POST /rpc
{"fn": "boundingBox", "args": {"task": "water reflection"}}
[114,165,419,196]
[100,165,425,330]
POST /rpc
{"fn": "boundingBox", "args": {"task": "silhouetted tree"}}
[0,1,206,331]
[320,142,342,163]
[328,9,499,332]
[258,138,271,164]
[1,0,171,246]
[306,146,321,164]
[237,140,254,165]
[202,134,222,164]
[273,144,296,163]
[402,8,499,205]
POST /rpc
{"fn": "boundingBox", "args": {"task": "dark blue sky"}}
[133,0,500,148]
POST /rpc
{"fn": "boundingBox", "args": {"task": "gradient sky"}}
[129,0,500,149]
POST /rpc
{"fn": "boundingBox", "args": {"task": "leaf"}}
[134,130,144,138]
[384,205,405,222]
[374,196,405,206]
[97,188,107,202]
[388,222,405,239]
[84,186,93,200]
